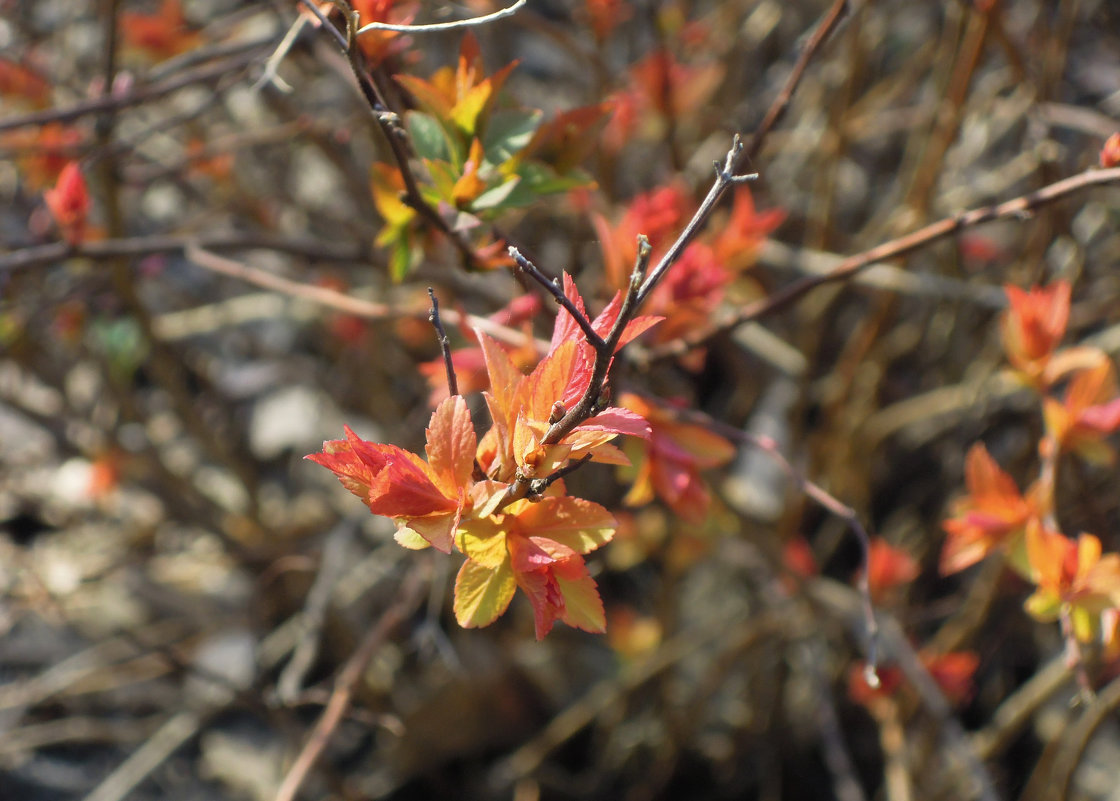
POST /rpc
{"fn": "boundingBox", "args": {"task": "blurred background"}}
[2,0,1120,799]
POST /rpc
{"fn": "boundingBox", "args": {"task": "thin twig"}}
[1044,673,1120,801]
[356,0,529,34]
[635,136,756,307]
[0,50,267,134]
[528,453,593,499]
[649,165,1120,361]
[701,412,882,681]
[744,0,850,162]
[798,640,869,801]
[427,287,459,397]
[252,15,309,93]
[809,580,1001,801]
[490,611,787,787]
[495,237,650,509]
[509,247,603,349]
[184,245,540,348]
[275,520,355,704]
[274,562,429,801]
[305,0,484,270]
[970,654,1070,761]
[1,231,371,274]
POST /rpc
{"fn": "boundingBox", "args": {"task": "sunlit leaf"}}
[454,558,516,628]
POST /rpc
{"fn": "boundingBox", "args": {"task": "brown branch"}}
[183,245,539,349]
[1043,673,1120,801]
[808,579,1000,801]
[304,0,484,270]
[670,405,882,679]
[274,563,428,801]
[648,165,1120,361]
[510,247,603,349]
[427,287,458,397]
[743,0,850,163]
[0,47,268,134]
[0,232,372,274]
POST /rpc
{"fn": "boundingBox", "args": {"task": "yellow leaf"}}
[557,569,606,633]
[457,516,508,568]
[394,525,431,550]
[454,558,515,628]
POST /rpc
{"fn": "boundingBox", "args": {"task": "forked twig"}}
[510,247,604,349]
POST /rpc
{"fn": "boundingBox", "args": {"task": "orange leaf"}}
[712,185,785,271]
[618,393,735,523]
[120,0,201,59]
[1101,132,1120,169]
[306,425,462,552]
[1001,281,1071,388]
[0,57,50,107]
[425,394,478,497]
[940,442,1037,574]
[862,538,920,603]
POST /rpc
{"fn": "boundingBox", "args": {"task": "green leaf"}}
[387,234,413,281]
[471,176,522,211]
[482,109,541,166]
[454,558,515,628]
[406,112,453,163]
[495,163,594,209]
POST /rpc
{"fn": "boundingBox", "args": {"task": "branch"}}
[496,240,651,508]
[744,0,850,162]
[671,406,882,680]
[0,232,371,275]
[528,453,592,500]
[649,165,1120,361]
[509,247,603,349]
[274,563,429,801]
[356,0,529,34]
[0,47,269,134]
[183,246,541,349]
[635,136,757,307]
[303,0,485,270]
[427,287,458,397]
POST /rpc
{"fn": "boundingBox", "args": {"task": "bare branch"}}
[183,246,542,349]
[427,287,458,398]
[744,0,850,162]
[649,165,1120,361]
[274,563,429,801]
[635,136,757,307]
[674,406,882,680]
[509,247,604,349]
[356,0,529,34]
[0,48,268,134]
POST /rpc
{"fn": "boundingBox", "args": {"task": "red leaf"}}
[44,161,90,245]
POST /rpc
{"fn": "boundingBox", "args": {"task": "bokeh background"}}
[3,1,1120,799]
